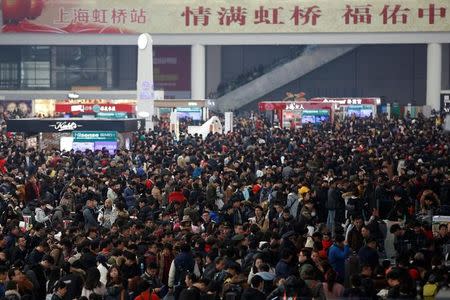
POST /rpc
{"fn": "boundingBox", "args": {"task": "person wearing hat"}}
[179,215,199,233]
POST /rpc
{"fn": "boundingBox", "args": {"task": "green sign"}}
[73,131,117,142]
[302,109,330,116]
[96,112,128,119]
[348,105,373,110]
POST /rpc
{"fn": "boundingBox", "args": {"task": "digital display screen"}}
[347,109,373,118]
[94,141,117,154]
[176,108,202,121]
[72,142,94,152]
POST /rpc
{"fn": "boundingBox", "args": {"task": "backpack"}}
[423,283,438,300]
[224,284,243,300]
[309,281,325,300]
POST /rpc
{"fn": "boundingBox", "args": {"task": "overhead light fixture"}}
[68,92,80,100]
[188,102,197,106]
[138,33,152,50]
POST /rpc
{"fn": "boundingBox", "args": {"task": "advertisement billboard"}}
[2,0,449,34]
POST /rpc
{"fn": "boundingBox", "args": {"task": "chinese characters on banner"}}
[1,0,449,33]
[181,4,446,27]
[55,8,147,25]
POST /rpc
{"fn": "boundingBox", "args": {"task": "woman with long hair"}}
[105,266,127,300]
[322,269,344,299]
[81,268,107,298]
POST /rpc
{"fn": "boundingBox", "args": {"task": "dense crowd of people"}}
[0,113,448,300]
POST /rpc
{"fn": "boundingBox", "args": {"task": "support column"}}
[426,43,442,111]
[191,44,206,100]
[206,45,222,97]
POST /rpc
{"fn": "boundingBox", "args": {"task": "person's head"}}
[214,257,226,271]
[311,250,321,263]
[361,264,373,277]
[281,249,293,262]
[254,205,264,217]
[439,224,448,236]
[184,273,197,288]
[353,216,363,228]
[104,199,113,209]
[18,236,27,248]
[298,248,311,263]
[148,242,158,254]
[274,202,283,213]
[41,255,54,269]
[87,228,98,239]
[361,226,371,238]
[366,237,377,249]
[123,251,136,266]
[334,235,345,248]
[254,256,265,270]
[107,266,121,282]
[250,275,264,291]
[389,224,403,237]
[146,262,158,277]
[86,199,96,208]
[226,261,241,277]
[202,211,210,223]
[282,208,291,220]
[0,265,7,281]
[387,269,401,287]
[54,281,67,297]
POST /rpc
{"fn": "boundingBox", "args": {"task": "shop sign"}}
[73,131,117,142]
[49,121,81,132]
[96,112,128,119]
[302,109,330,116]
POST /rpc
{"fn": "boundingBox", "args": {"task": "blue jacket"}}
[275,259,295,279]
[328,244,350,279]
[123,187,136,209]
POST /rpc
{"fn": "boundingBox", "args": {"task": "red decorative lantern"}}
[28,0,45,19]
[2,0,31,23]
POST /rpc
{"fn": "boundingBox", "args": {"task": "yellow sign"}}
[1,0,449,34]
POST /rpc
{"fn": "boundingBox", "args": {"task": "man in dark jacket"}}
[358,238,379,271]
[241,275,266,300]
[82,199,98,232]
[326,181,339,236]
[347,216,365,252]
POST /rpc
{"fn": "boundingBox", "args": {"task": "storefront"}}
[154,99,209,125]
[7,118,145,152]
[258,101,334,128]
[309,97,380,119]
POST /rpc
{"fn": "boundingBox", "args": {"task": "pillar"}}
[136,33,154,131]
[206,46,222,97]
[191,44,206,100]
[426,43,442,111]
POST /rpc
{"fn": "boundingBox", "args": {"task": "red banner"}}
[55,103,135,114]
[309,97,381,105]
[258,101,333,112]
